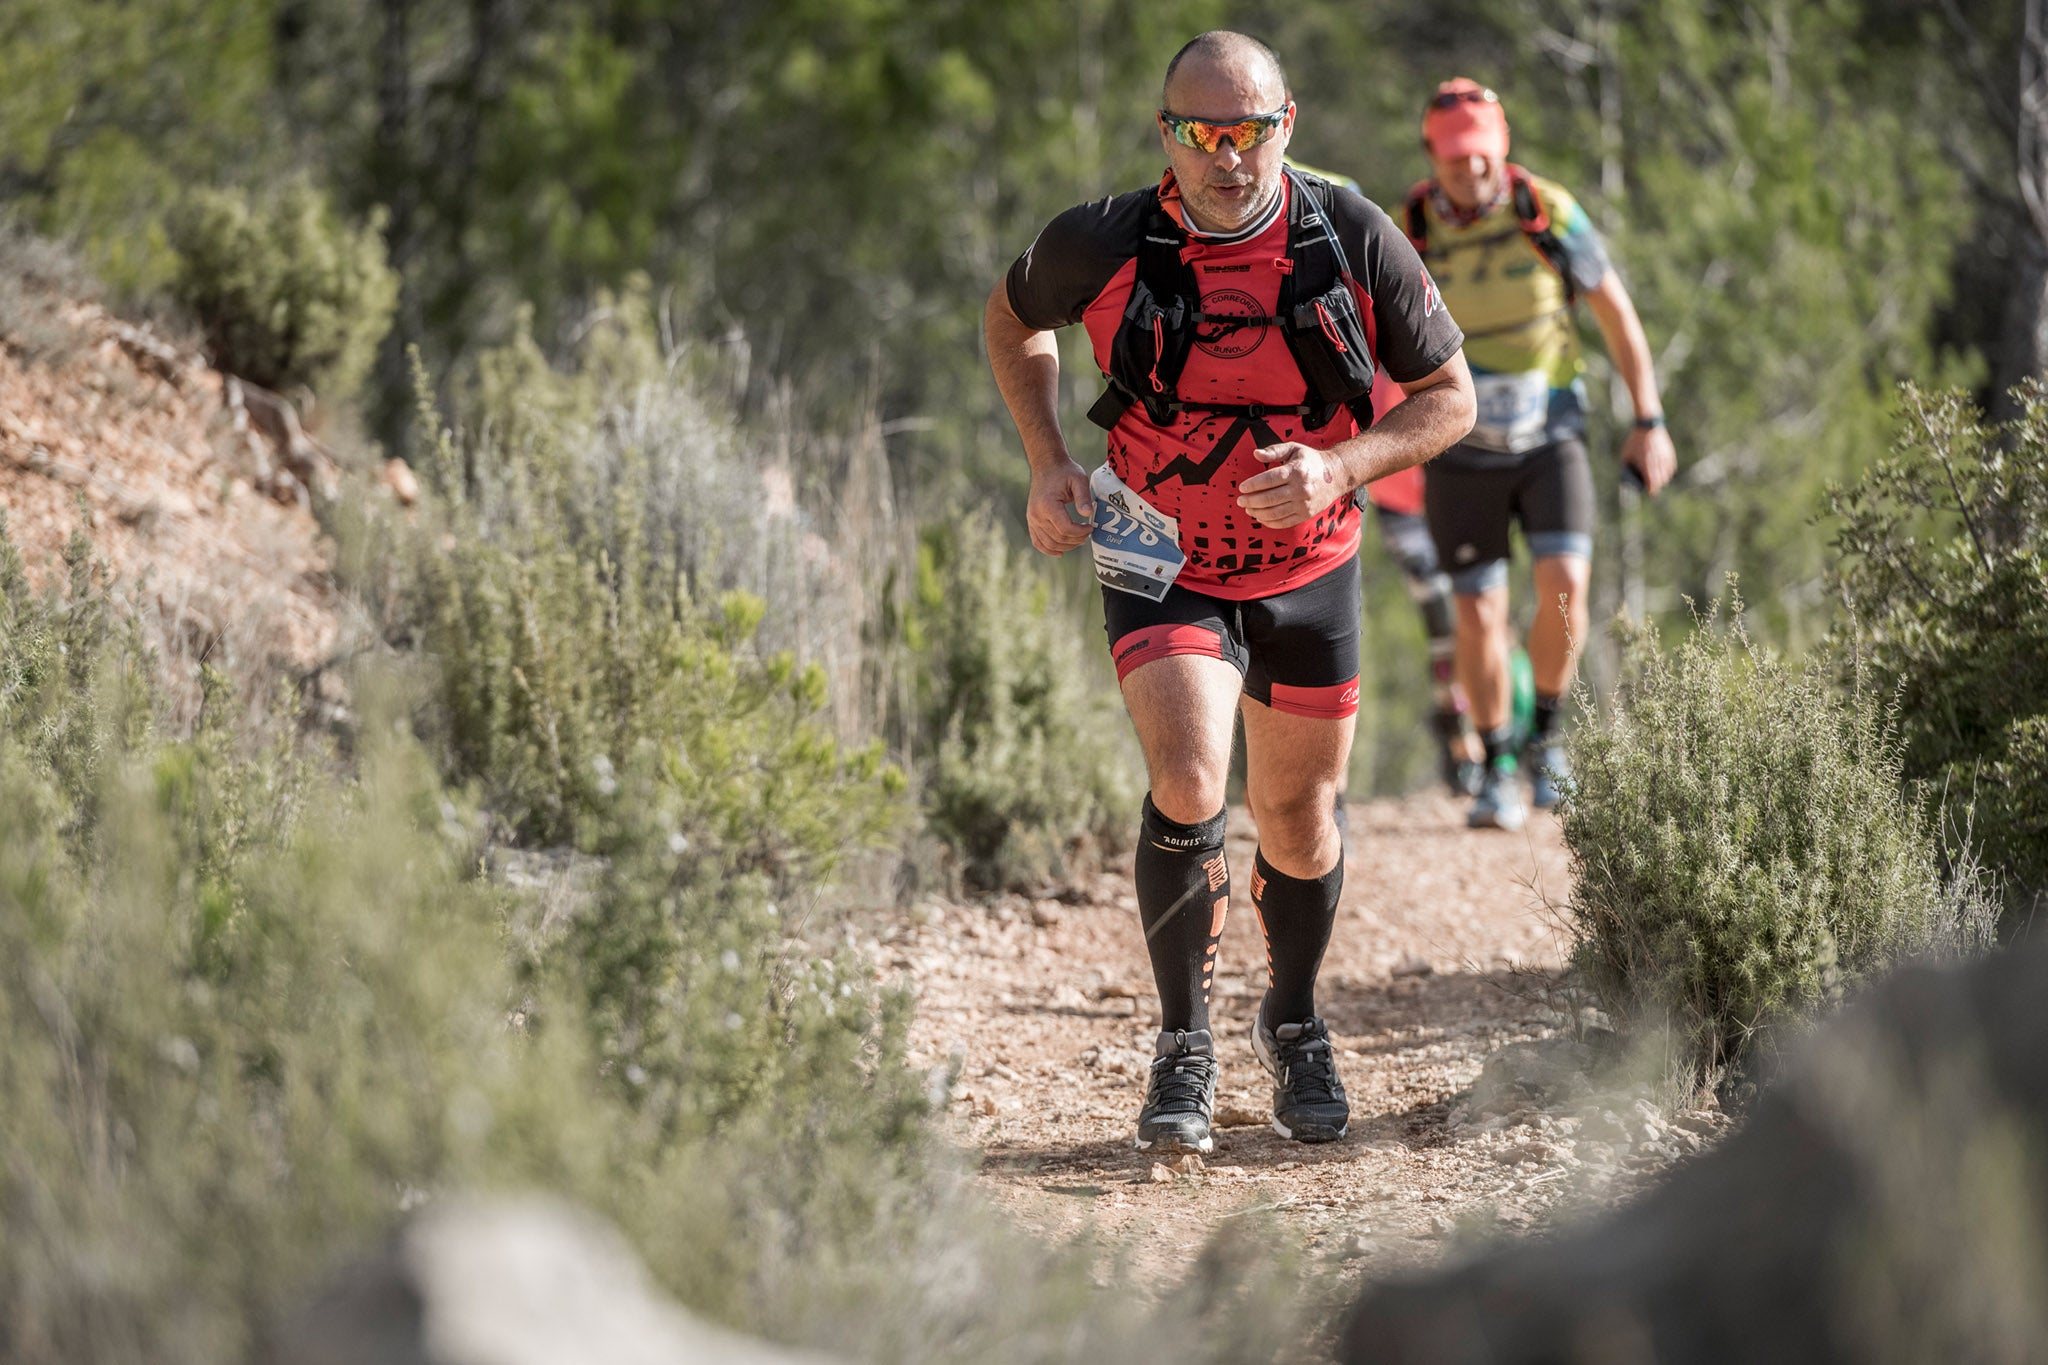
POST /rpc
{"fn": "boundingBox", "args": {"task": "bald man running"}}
[986,31,1474,1153]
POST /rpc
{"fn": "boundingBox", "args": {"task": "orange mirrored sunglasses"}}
[1159,104,1289,154]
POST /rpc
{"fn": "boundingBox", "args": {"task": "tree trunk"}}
[1989,232,2048,427]
[1990,0,2048,423]
[370,0,419,456]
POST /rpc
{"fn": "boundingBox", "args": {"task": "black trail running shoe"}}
[1135,1028,1218,1153]
[1252,1009,1350,1143]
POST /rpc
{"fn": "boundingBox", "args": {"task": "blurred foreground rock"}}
[1342,940,2048,1363]
[261,1196,837,1365]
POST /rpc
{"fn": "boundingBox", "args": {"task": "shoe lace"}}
[1277,1032,1342,1105]
[1147,1050,1217,1116]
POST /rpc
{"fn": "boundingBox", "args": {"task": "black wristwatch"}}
[1632,414,1666,431]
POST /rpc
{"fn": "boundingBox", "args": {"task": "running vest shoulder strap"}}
[1089,169,1376,433]
[1403,165,1578,304]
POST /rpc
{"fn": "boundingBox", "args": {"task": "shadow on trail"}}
[1315,965,1562,1059]
[974,965,1564,1179]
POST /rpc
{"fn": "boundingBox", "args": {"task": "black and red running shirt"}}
[1006,170,1464,600]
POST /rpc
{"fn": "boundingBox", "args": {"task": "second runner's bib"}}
[1467,369,1552,453]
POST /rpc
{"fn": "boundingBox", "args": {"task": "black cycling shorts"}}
[1424,438,1594,594]
[1101,553,1360,719]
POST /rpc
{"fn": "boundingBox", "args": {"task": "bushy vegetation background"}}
[3,0,2030,790]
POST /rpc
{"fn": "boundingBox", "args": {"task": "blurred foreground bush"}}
[1561,606,1995,1103]
[0,509,1328,1365]
[1830,383,2048,923]
[167,179,396,400]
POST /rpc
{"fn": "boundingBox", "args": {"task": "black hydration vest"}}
[1087,169,1379,455]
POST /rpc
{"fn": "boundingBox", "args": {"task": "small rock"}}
[1215,1103,1266,1128]
[1277,1161,1302,1172]
[1392,955,1435,978]
[975,1096,998,1116]
[1173,1154,1205,1176]
[1029,900,1062,927]
[1147,1163,1175,1184]
[1582,1109,1632,1144]
[1493,1141,1562,1168]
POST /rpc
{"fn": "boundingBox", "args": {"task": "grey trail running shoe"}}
[1467,759,1528,831]
[1252,1008,1350,1143]
[1526,741,1572,810]
[1135,1028,1218,1154]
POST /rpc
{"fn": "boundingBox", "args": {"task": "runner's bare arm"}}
[1237,352,1476,531]
[1582,270,1678,496]
[985,279,1095,555]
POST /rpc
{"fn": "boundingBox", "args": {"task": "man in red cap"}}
[1404,78,1677,831]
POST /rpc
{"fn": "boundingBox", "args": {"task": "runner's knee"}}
[1248,783,1341,871]
[1456,586,1511,634]
[1148,767,1229,827]
[1532,552,1591,595]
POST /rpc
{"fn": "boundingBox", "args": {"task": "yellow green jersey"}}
[1408,170,1611,458]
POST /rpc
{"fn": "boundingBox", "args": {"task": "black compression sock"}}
[1135,795,1229,1034]
[1252,849,1343,1029]
[1532,691,1563,743]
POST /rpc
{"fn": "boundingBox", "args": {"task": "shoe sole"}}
[1251,1014,1350,1144]
[1270,1116,1348,1142]
[1134,1132,1214,1154]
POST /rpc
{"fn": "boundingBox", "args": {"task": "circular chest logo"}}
[1194,287,1267,359]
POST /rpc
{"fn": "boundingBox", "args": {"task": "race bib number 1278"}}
[1088,464,1184,602]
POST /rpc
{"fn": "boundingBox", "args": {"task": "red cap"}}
[1422,78,1509,159]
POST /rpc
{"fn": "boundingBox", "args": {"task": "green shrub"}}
[1561,605,1995,1101]
[1829,383,2048,921]
[166,179,396,399]
[348,310,904,880]
[889,511,1142,891]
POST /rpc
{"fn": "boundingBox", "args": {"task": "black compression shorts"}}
[1101,554,1360,719]
[1424,438,1594,594]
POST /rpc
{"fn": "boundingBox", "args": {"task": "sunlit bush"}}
[167,179,396,399]
[1561,605,1995,1102]
[350,300,905,880]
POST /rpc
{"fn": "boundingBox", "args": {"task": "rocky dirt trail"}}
[900,791,1730,1286]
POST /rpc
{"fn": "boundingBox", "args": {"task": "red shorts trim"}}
[1111,623,1224,682]
[1268,679,1360,720]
